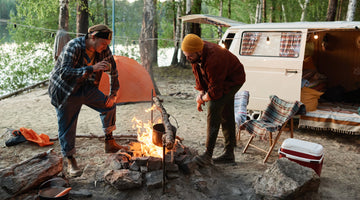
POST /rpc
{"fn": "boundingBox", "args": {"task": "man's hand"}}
[197,102,204,112]
[93,61,111,72]
[105,95,117,108]
[196,93,205,112]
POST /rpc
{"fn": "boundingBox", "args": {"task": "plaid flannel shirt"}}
[48,36,119,108]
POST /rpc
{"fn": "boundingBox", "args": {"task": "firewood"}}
[152,97,176,150]
[0,149,63,199]
[49,134,138,141]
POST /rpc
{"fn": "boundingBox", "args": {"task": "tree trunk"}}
[191,0,201,36]
[281,3,287,22]
[299,0,310,22]
[171,1,181,65]
[59,0,69,30]
[103,0,108,25]
[262,0,266,23]
[269,1,273,23]
[336,0,343,21]
[153,2,158,65]
[55,0,70,61]
[255,2,261,23]
[179,0,192,67]
[228,0,231,18]
[140,0,160,95]
[219,0,223,17]
[326,0,337,21]
[76,0,89,37]
[218,0,223,38]
[346,0,357,21]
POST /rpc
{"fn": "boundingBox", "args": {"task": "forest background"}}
[0,0,359,96]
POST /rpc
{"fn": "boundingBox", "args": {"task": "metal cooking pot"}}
[152,123,176,147]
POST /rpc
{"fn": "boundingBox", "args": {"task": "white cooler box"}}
[278,138,324,176]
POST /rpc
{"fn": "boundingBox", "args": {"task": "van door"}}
[223,29,307,111]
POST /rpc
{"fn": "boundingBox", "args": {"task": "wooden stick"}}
[152,96,175,150]
[49,134,138,141]
[0,79,48,101]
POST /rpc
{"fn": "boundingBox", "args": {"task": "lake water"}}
[0,43,178,96]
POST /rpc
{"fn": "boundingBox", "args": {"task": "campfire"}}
[103,97,197,191]
[131,116,165,158]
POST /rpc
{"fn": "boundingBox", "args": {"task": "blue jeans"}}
[56,84,116,157]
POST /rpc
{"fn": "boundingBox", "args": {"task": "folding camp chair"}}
[239,95,306,163]
[234,90,249,142]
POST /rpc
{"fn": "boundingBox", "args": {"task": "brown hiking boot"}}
[212,152,235,164]
[67,156,82,177]
[105,139,129,153]
[192,152,213,167]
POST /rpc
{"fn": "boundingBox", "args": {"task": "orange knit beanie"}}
[181,34,204,53]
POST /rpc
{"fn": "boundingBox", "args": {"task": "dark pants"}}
[55,84,116,157]
[206,85,241,157]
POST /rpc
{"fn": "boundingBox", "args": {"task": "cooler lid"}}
[281,138,324,156]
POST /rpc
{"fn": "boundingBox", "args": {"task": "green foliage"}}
[0,43,53,95]
[8,0,58,44]
[0,0,16,42]
[157,1,177,48]
[112,0,143,45]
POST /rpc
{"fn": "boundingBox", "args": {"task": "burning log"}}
[152,97,176,150]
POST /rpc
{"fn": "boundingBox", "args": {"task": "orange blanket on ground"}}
[19,127,54,147]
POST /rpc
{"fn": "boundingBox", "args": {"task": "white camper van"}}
[220,21,360,134]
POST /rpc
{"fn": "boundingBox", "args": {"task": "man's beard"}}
[189,53,201,64]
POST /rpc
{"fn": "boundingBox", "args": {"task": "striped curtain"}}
[240,32,261,55]
[279,32,302,57]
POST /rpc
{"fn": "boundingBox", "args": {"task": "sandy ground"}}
[0,69,360,200]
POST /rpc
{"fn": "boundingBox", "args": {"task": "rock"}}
[0,149,63,200]
[129,162,140,171]
[165,162,179,172]
[253,158,320,199]
[166,171,180,179]
[147,156,162,171]
[145,170,163,189]
[132,156,149,167]
[104,169,142,190]
[69,189,93,198]
[178,159,198,174]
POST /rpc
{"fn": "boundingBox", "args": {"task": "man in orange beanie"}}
[181,33,246,166]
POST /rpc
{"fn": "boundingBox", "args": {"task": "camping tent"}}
[99,56,156,103]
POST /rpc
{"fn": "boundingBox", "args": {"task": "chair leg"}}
[269,132,273,146]
[263,130,283,163]
[290,118,294,138]
[242,134,254,153]
[236,127,241,142]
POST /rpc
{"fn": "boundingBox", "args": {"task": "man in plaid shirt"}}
[48,24,127,177]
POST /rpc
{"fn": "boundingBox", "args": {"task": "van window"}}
[222,33,235,49]
[240,31,302,58]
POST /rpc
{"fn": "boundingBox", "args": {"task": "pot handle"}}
[169,114,179,129]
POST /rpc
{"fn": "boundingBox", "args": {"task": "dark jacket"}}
[191,41,246,100]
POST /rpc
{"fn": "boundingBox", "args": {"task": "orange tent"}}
[99,56,156,103]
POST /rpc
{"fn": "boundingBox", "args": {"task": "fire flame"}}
[145,104,157,113]
[131,117,163,158]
